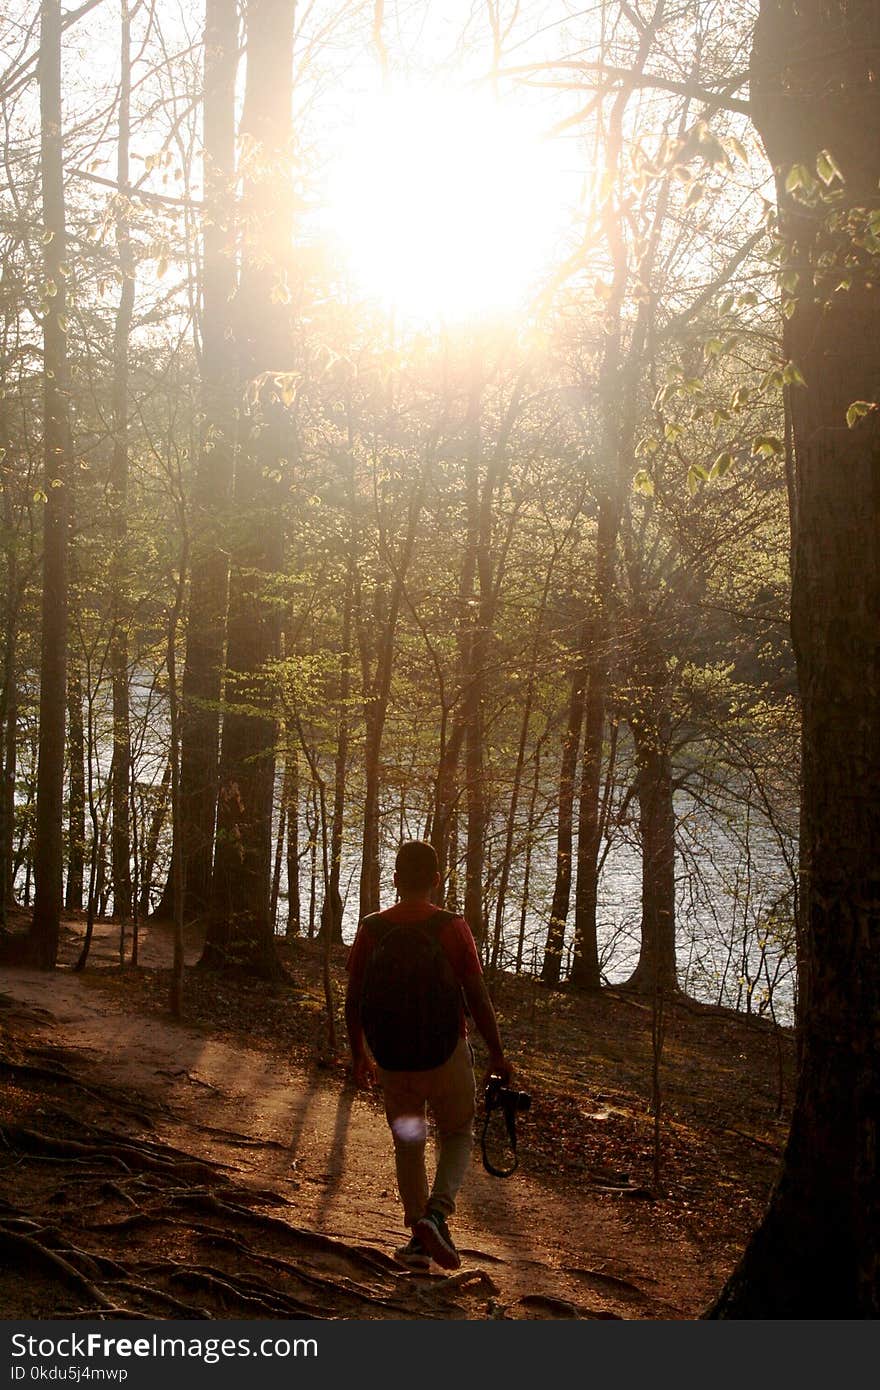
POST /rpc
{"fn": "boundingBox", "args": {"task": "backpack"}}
[358,909,462,1071]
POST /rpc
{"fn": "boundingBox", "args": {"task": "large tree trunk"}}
[109,0,134,924]
[29,0,71,970]
[174,0,239,927]
[625,706,677,995]
[200,0,294,978]
[1,461,19,916]
[711,0,880,1317]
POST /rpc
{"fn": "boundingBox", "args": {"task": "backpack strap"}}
[422,908,457,935]
[362,907,457,941]
[421,909,473,1019]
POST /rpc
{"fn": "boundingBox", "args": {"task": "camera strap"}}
[480,1098,519,1178]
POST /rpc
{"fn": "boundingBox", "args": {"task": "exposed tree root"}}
[144,1262,322,1318]
[1,1126,222,1183]
[110,1279,211,1318]
[165,1191,398,1277]
[0,1223,132,1314]
[184,1227,413,1313]
[0,1054,163,1123]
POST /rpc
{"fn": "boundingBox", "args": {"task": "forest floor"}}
[0,910,795,1321]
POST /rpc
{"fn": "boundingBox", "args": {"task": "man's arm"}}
[344,959,377,1088]
[462,973,511,1083]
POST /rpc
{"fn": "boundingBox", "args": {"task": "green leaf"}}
[725,136,749,165]
[633,469,655,498]
[710,451,734,479]
[782,361,807,387]
[816,149,843,185]
[846,400,875,428]
[785,162,814,194]
[752,435,784,458]
[686,465,703,496]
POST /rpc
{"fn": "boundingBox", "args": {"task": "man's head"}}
[393,839,440,898]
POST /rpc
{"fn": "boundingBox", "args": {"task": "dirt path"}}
[2,922,720,1319]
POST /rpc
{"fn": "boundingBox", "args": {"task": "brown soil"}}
[0,911,794,1321]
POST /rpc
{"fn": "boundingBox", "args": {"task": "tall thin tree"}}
[29,0,72,969]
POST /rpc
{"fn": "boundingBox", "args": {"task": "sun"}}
[323,85,570,326]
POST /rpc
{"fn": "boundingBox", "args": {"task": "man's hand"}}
[483,1052,512,1089]
[351,1052,377,1090]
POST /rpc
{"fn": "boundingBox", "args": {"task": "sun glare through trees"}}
[322,85,573,323]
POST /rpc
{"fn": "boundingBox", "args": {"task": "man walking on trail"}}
[345,839,512,1272]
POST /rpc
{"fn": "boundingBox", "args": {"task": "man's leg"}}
[425,1038,476,1219]
[378,1070,430,1228]
[410,1040,475,1269]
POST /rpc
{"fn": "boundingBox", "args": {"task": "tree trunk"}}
[285,741,300,935]
[516,732,545,974]
[625,709,677,994]
[490,547,558,971]
[328,554,353,940]
[270,790,286,930]
[200,0,293,979]
[109,0,134,924]
[139,762,171,917]
[430,711,464,902]
[356,459,428,921]
[1,465,19,914]
[175,0,239,927]
[541,618,588,983]
[65,663,85,912]
[710,0,880,1317]
[29,0,71,970]
[568,655,605,990]
[462,378,487,944]
[566,9,666,990]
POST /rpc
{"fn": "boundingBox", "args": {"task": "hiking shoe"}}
[414,1210,461,1270]
[394,1234,432,1271]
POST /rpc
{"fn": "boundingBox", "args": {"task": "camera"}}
[484,1074,531,1116]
